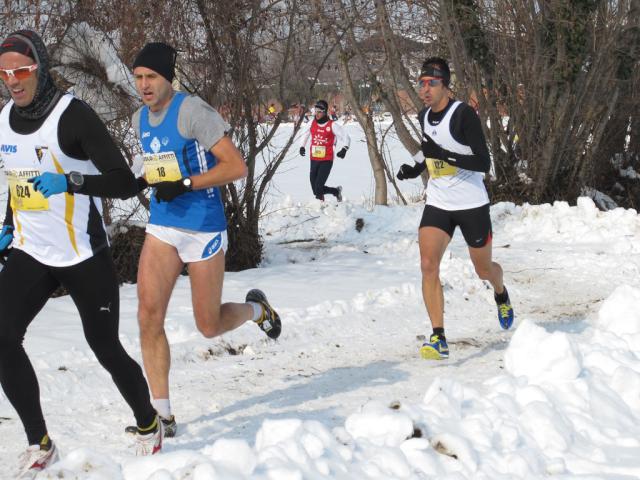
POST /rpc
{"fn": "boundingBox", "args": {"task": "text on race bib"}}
[311,145,327,158]
[143,152,182,184]
[426,158,458,179]
[6,169,49,211]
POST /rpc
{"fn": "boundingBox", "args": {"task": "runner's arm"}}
[298,123,311,148]
[332,122,351,151]
[174,96,247,189]
[189,135,247,189]
[59,100,138,198]
[439,105,491,173]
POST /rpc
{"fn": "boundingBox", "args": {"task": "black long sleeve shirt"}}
[418,99,491,173]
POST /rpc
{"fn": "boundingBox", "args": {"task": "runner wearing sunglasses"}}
[0,30,161,476]
[299,99,351,202]
[396,57,514,360]
[0,63,38,81]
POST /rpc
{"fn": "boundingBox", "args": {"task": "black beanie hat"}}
[315,100,328,111]
[132,42,177,83]
[420,57,451,87]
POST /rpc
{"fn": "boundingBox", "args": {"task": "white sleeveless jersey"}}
[0,94,107,266]
[424,101,489,210]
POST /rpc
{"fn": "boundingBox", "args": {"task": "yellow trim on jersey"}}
[9,197,25,246]
[51,152,79,256]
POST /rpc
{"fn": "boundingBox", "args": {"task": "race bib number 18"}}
[143,152,182,184]
[6,169,49,211]
[426,158,458,179]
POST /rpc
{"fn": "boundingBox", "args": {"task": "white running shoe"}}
[17,441,59,478]
[135,416,164,456]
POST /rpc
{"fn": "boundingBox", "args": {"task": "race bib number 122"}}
[426,158,457,179]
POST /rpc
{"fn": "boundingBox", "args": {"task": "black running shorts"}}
[419,203,492,248]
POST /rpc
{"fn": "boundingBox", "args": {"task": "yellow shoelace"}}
[499,303,512,317]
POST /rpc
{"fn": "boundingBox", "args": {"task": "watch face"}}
[70,172,83,186]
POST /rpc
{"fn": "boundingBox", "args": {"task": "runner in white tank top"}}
[396,57,515,360]
[0,30,159,475]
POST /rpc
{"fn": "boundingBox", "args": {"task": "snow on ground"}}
[257,120,426,205]
[1,122,640,478]
[1,198,639,479]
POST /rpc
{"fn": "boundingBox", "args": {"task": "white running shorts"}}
[145,224,227,263]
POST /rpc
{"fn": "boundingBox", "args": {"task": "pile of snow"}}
[494,197,640,245]
[38,285,640,478]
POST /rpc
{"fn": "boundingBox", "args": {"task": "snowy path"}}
[1,199,639,479]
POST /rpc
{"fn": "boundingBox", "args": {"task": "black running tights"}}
[0,248,155,445]
[310,160,339,200]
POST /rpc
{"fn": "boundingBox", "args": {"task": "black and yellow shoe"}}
[126,415,177,438]
[247,289,281,339]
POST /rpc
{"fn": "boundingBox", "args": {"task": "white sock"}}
[248,301,263,322]
[152,398,171,419]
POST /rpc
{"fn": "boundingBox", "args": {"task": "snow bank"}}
[494,197,640,246]
[39,284,640,479]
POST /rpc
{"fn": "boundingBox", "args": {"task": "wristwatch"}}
[182,177,193,191]
[68,171,84,193]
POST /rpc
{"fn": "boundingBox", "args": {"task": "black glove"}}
[299,147,306,157]
[136,177,148,193]
[396,163,422,180]
[0,247,10,265]
[421,135,447,160]
[336,147,348,159]
[154,179,191,202]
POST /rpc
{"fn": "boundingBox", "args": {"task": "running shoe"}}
[246,289,281,339]
[134,416,163,456]
[17,437,59,478]
[126,415,176,438]
[420,334,449,360]
[496,288,514,330]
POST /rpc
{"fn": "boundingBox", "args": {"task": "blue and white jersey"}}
[139,92,227,232]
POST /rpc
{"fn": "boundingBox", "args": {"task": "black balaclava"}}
[0,29,61,120]
[132,42,177,83]
[314,99,329,124]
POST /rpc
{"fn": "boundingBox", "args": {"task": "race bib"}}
[311,145,326,158]
[426,158,457,179]
[6,169,49,211]
[143,152,182,184]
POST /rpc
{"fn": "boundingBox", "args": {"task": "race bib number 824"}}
[6,169,49,211]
